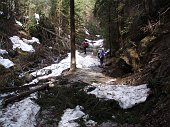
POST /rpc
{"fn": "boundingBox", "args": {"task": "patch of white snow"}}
[85,39,103,48]
[0,57,14,68]
[0,97,40,127]
[0,49,8,55]
[58,105,85,127]
[15,20,23,26]
[93,39,104,47]
[96,35,101,38]
[0,11,3,15]
[85,83,150,109]
[9,36,35,52]
[22,37,40,44]
[85,120,97,127]
[31,51,99,80]
[34,13,40,24]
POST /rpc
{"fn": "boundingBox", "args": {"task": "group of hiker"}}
[81,40,109,67]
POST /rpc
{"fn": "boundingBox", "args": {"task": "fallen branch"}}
[0,86,29,93]
[0,82,39,93]
[2,83,49,106]
[38,25,64,40]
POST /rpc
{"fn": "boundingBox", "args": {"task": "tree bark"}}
[108,4,112,57]
[70,0,76,71]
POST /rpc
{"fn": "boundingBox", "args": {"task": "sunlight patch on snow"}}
[0,57,14,68]
[9,36,35,52]
[85,83,150,109]
[0,97,40,127]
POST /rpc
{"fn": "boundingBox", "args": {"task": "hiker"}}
[98,48,109,66]
[81,40,89,54]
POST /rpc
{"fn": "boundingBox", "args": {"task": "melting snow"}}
[85,38,103,48]
[0,11,3,15]
[0,49,8,55]
[31,51,99,79]
[22,37,40,44]
[9,36,40,52]
[84,27,90,35]
[15,20,23,26]
[85,120,97,127]
[85,83,150,109]
[0,41,151,127]
[58,105,85,127]
[10,36,34,52]
[92,39,104,47]
[0,97,40,127]
[0,57,14,68]
[35,13,40,24]
[58,105,97,127]
[96,35,101,38]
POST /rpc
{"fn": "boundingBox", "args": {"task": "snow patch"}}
[9,36,36,52]
[58,106,97,127]
[15,20,23,26]
[58,106,85,127]
[85,38,103,48]
[96,35,101,38]
[34,13,40,24]
[0,11,3,15]
[0,49,8,55]
[93,39,104,47]
[22,37,40,44]
[0,97,40,127]
[0,57,14,68]
[31,51,99,80]
[84,27,90,35]
[85,83,150,109]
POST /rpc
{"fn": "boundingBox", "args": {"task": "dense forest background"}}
[1,0,170,70]
[0,0,170,127]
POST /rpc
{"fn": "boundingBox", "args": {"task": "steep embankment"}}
[105,0,170,126]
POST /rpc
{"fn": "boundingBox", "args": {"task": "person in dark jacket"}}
[81,40,89,54]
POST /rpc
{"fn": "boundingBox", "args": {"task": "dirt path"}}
[63,52,115,85]
[64,67,114,84]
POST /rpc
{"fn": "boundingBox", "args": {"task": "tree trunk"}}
[108,5,112,57]
[70,0,76,71]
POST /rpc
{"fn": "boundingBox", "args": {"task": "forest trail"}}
[63,52,114,84]
[65,67,113,84]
